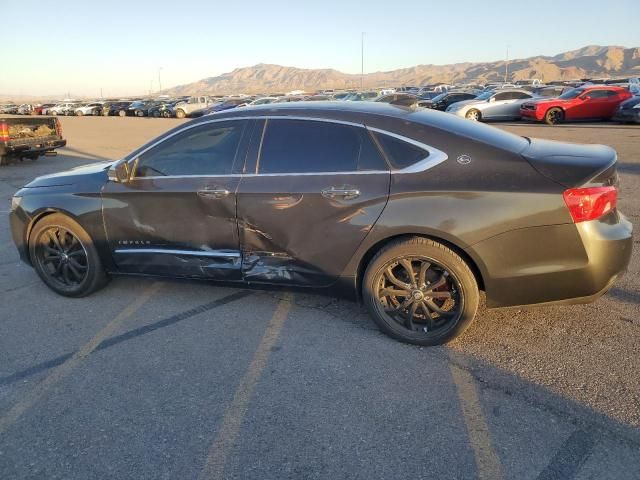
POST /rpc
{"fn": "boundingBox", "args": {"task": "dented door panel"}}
[237,173,390,286]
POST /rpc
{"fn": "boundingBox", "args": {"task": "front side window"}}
[257,119,387,174]
[134,121,245,177]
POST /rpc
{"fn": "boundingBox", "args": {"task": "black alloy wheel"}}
[363,237,478,345]
[34,226,88,290]
[30,214,109,297]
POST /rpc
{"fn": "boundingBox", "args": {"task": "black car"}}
[103,101,133,117]
[612,96,640,123]
[9,102,633,346]
[375,93,420,107]
[422,91,478,111]
[127,100,161,117]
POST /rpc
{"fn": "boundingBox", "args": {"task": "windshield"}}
[431,93,448,102]
[559,88,583,100]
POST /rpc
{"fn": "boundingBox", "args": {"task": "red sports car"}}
[520,86,632,125]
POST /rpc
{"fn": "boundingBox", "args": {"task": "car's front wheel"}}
[175,109,186,119]
[363,237,479,346]
[545,108,564,125]
[29,214,109,297]
[465,109,481,121]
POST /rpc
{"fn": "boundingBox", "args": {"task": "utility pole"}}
[100,88,103,99]
[504,45,510,83]
[158,67,163,93]
[361,32,365,90]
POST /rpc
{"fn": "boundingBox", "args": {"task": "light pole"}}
[361,32,365,90]
[158,67,163,93]
[504,45,510,83]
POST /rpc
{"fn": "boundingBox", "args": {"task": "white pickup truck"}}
[174,96,218,118]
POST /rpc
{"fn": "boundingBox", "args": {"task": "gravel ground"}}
[0,115,638,479]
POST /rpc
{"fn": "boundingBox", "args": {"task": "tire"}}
[76,111,83,116]
[50,111,57,116]
[545,108,564,125]
[465,109,481,121]
[175,109,186,119]
[29,213,109,297]
[118,110,127,117]
[135,110,144,117]
[362,237,479,346]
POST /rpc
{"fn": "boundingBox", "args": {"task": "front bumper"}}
[612,109,640,123]
[467,212,633,308]
[519,108,544,121]
[9,204,31,264]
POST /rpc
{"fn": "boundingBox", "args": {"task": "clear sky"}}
[2,0,638,97]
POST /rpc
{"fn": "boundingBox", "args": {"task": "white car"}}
[48,103,80,116]
[75,102,104,116]
[446,89,535,121]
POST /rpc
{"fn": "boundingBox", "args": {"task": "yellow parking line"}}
[449,359,503,480]
[0,281,162,435]
[198,293,293,480]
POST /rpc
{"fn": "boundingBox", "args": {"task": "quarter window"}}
[373,132,429,170]
[257,119,387,174]
[134,121,245,177]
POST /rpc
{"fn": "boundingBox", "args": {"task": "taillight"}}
[563,186,617,223]
[0,121,8,142]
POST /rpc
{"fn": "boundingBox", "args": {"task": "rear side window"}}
[373,132,428,170]
[258,119,387,173]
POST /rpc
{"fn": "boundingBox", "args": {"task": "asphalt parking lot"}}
[1,116,639,479]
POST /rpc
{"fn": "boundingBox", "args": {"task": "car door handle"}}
[197,188,230,199]
[321,186,360,200]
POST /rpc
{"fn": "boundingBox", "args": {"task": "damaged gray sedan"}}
[9,102,633,345]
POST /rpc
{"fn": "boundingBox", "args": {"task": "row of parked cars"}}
[2,77,639,125]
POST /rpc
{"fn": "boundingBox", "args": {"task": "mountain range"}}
[164,45,640,95]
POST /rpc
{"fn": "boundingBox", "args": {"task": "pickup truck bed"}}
[0,117,66,165]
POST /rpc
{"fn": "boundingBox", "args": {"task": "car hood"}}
[24,162,111,188]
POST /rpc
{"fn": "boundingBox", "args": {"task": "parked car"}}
[75,102,104,116]
[35,104,56,115]
[0,104,19,114]
[520,86,632,125]
[0,117,65,165]
[531,86,572,98]
[148,101,181,118]
[611,95,640,124]
[174,96,218,119]
[422,92,479,111]
[102,101,133,117]
[447,89,535,121]
[332,92,352,100]
[127,100,162,117]
[200,98,248,115]
[375,93,420,107]
[343,91,380,101]
[246,97,278,106]
[273,95,306,103]
[10,102,632,347]
[48,103,80,116]
[17,104,34,115]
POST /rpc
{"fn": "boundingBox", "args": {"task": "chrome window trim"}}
[119,115,447,179]
[114,248,240,258]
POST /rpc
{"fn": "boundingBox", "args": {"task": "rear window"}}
[374,133,428,169]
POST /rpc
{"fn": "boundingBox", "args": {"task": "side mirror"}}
[108,160,132,183]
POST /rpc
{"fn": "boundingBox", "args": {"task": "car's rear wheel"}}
[50,111,57,116]
[29,214,109,297]
[175,109,186,119]
[465,109,481,121]
[363,237,479,346]
[545,108,564,125]
[76,110,83,116]
[118,110,127,117]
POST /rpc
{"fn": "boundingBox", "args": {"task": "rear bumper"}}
[467,212,633,308]
[612,109,640,123]
[1,139,66,157]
